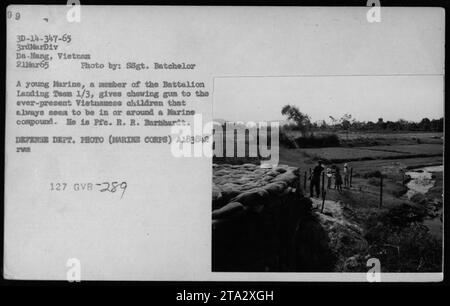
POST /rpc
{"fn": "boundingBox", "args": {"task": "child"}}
[326,167,333,189]
[343,163,349,188]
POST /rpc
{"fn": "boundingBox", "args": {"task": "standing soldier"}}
[335,166,343,193]
[310,161,324,198]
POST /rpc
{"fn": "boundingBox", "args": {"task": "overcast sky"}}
[212,7,444,123]
[214,75,443,123]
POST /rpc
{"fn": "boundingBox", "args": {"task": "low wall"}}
[212,163,332,272]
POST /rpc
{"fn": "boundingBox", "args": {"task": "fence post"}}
[350,167,353,187]
[309,168,312,197]
[297,170,302,196]
[304,171,307,190]
[321,192,326,213]
[256,127,259,159]
[321,172,326,213]
[321,172,325,196]
[379,175,383,208]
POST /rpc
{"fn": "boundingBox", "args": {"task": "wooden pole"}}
[304,171,307,190]
[321,172,325,196]
[223,124,226,158]
[379,175,383,208]
[256,127,261,159]
[297,171,301,196]
[321,172,326,213]
[321,193,326,213]
[350,167,353,187]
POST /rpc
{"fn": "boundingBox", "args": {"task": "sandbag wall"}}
[212,164,312,271]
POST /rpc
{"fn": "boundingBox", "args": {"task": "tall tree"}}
[281,105,311,134]
[420,118,431,131]
[341,113,353,139]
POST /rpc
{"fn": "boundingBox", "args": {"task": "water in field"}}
[405,165,443,199]
[405,165,443,239]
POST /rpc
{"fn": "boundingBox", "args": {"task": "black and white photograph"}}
[211,8,444,273]
[212,77,444,273]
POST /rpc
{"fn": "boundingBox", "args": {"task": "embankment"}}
[212,163,336,272]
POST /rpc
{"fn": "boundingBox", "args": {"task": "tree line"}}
[281,105,443,133]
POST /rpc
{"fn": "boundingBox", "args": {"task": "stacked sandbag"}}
[212,163,299,214]
[212,163,312,272]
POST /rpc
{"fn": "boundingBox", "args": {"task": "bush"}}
[367,177,382,186]
[364,170,386,179]
[279,128,340,148]
[294,133,340,148]
[364,204,441,272]
[279,129,298,148]
[392,185,408,197]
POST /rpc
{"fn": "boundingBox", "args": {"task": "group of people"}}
[309,161,350,197]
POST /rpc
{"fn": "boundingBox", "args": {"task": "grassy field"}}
[281,145,442,173]
[279,131,443,272]
[283,129,443,146]
[279,132,443,199]
[300,147,411,162]
[280,141,442,175]
[358,144,443,154]
[336,131,442,142]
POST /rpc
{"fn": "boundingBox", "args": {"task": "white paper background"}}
[4,6,444,281]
